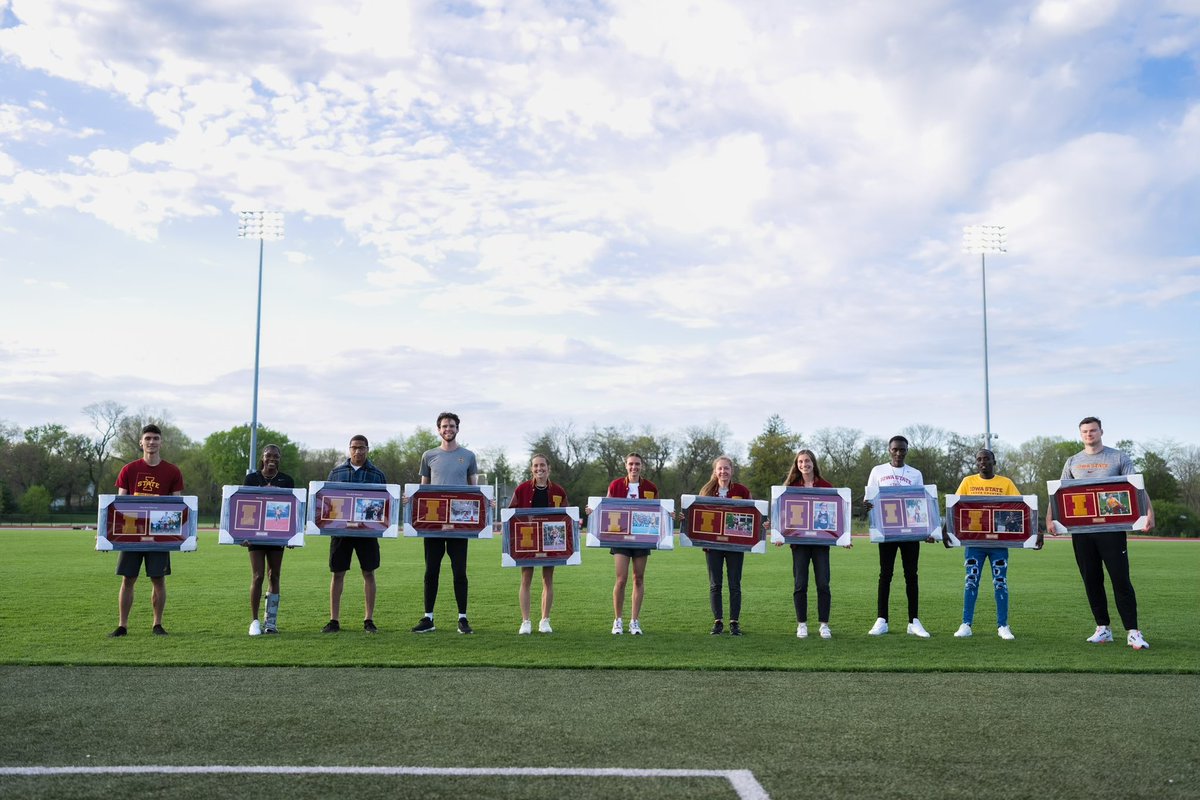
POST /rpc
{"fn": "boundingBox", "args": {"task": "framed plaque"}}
[769,486,852,547]
[866,484,942,543]
[96,494,198,552]
[403,484,495,539]
[306,481,401,538]
[679,495,768,553]
[1046,474,1149,534]
[501,507,582,567]
[585,497,675,550]
[219,485,307,547]
[945,495,1039,549]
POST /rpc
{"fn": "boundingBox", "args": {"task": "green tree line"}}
[2,405,1198,535]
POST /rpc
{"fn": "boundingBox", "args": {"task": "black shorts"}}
[248,544,285,553]
[116,551,171,578]
[609,547,651,559]
[329,536,380,573]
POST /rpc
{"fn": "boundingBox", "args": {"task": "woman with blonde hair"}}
[698,456,753,636]
[781,449,850,639]
[508,453,569,635]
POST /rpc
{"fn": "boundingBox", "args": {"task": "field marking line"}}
[0,765,769,799]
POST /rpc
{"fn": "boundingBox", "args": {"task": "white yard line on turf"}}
[0,765,770,800]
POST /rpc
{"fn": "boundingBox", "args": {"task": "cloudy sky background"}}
[1,0,1198,460]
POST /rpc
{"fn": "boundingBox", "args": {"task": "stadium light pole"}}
[962,224,1006,449]
[237,211,285,475]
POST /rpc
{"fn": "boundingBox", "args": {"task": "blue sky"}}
[1,0,1197,461]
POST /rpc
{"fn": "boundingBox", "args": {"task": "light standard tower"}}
[237,210,285,475]
[962,224,1006,448]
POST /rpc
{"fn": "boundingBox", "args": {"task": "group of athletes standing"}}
[107,413,1153,651]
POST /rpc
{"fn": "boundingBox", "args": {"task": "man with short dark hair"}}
[865,435,933,638]
[110,424,184,637]
[323,435,387,634]
[1054,417,1154,650]
[412,411,479,635]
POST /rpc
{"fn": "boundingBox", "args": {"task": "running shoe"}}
[538,618,553,634]
[1086,625,1113,644]
[819,623,832,639]
[457,617,474,634]
[954,623,973,638]
[411,617,435,634]
[868,617,889,636]
[907,618,931,638]
[518,620,532,635]
[997,625,1015,641]
[797,622,808,639]
[1127,629,1149,650]
[249,619,262,637]
[629,619,643,635]
[710,620,724,636]
[611,618,623,635]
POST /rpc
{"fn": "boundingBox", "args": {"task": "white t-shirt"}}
[865,463,924,498]
[626,482,640,499]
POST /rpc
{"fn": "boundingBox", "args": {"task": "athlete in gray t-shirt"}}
[419,447,479,485]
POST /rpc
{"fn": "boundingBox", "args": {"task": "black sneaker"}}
[729,621,742,636]
[363,619,378,634]
[152,624,168,637]
[321,619,340,634]
[710,620,724,635]
[411,617,436,633]
[457,617,474,635]
[108,626,127,638]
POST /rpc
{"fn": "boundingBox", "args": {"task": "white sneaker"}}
[248,619,262,637]
[611,618,623,635]
[1127,629,1149,650]
[819,623,832,639]
[630,619,643,635]
[518,620,532,635]
[907,618,931,638]
[796,622,808,639]
[997,625,1015,640]
[954,623,973,638]
[1086,625,1113,644]
[539,618,553,634]
[868,617,889,636]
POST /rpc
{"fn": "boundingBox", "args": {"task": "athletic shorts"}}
[329,536,381,573]
[248,543,285,552]
[609,547,652,559]
[116,550,171,578]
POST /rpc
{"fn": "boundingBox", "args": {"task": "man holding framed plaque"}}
[412,411,480,635]
[946,449,1022,641]
[1054,417,1154,650]
[110,424,184,638]
[865,435,933,638]
[323,434,388,634]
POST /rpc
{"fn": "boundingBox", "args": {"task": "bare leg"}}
[149,576,166,626]
[118,576,136,627]
[329,571,346,621]
[519,567,534,621]
[362,570,376,621]
[266,549,283,595]
[540,566,555,620]
[613,554,631,619]
[249,550,266,620]
[630,555,648,620]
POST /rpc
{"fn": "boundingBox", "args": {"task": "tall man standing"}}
[1053,417,1154,650]
[865,435,932,638]
[110,424,184,637]
[412,411,479,634]
[323,435,388,634]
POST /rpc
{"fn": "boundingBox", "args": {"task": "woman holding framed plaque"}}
[509,454,569,635]
[781,449,847,639]
[606,452,657,636]
[698,456,753,636]
[242,444,294,636]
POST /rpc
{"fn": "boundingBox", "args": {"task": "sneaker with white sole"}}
[997,625,1015,641]
[539,618,553,634]
[1086,625,1113,644]
[796,622,808,639]
[518,620,532,635]
[907,618,931,638]
[868,617,889,636]
[954,623,973,638]
[1127,629,1149,650]
[611,618,623,635]
[819,623,832,639]
[249,619,262,637]
[629,619,643,635]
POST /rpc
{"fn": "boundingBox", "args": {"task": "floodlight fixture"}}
[961,224,1006,448]
[238,210,285,473]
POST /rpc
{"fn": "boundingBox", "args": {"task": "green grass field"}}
[1,530,1198,799]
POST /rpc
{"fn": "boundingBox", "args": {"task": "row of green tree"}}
[2,405,1198,535]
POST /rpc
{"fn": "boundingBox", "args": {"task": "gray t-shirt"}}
[419,446,479,485]
[1061,446,1135,480]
